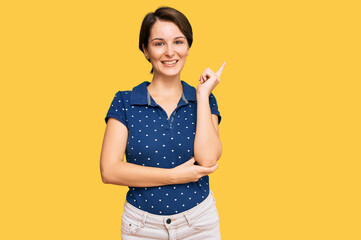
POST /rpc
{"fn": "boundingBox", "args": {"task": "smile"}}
[161,60,178,66]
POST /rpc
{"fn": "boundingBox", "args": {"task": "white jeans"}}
[121,190,221,240]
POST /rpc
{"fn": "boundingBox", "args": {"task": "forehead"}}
[149,20,184,39]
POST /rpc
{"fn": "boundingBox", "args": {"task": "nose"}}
[165,45,175,57]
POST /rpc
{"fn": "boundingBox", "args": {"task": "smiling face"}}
[143,20,190,77]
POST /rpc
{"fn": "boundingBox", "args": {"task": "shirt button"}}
[166,218,171,224]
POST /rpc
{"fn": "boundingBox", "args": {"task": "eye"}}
[175,41,183,44]
[155,42,164,46]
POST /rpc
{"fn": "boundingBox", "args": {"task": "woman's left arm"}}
[194,62,226,167]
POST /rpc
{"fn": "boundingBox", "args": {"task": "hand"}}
[170,157,219,184]
[196,61,226,96]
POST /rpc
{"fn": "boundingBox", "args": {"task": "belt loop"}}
[184,212,193,227]
[139,212,148,228]
[210,190,216,204]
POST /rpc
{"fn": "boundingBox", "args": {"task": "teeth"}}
[162,60,177,64]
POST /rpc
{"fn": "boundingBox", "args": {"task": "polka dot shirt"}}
[105,80,221,215]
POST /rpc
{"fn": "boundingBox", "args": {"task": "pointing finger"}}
[216,61,226,78]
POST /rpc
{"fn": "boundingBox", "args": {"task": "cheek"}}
[180,47,189,57]
[180,52,188,60]
[148,49,161,60]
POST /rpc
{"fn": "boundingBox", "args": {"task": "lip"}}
[161,60,178,66]
[161,60,178,63]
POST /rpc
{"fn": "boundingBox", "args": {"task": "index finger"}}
[216,61,226,78]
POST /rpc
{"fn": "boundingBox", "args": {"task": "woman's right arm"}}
[100,118,218,187]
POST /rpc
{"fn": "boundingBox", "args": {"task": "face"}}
[143,20,189,77]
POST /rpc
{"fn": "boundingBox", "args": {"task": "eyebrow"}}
[151,36,186,42]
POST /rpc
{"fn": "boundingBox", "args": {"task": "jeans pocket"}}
[193,207,220,231]
[121,214,141,235]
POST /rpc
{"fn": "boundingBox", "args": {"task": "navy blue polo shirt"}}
[104,80,221,215]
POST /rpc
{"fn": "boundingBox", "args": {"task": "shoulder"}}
[113,90,131,102]
[117,90,131,98]
[114,90,131,96]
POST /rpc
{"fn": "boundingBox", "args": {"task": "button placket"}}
[169,111,177,129]
[155,106,170,130]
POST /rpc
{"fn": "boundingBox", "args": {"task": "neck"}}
[152,70,181,82]
[147,73,183,98]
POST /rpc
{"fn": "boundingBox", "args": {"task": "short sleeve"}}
[104,91,128,129]
[209,92,221,125]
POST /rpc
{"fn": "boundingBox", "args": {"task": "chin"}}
[157,68,183,77]
[160,72,181,77]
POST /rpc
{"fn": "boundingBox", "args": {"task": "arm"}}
[193,92,222,167]
[100,118,217,187]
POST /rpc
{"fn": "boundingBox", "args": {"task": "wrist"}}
[168,168,177,185]
[196,91,209,99]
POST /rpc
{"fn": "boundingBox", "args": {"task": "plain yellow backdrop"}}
[1,0,360,239]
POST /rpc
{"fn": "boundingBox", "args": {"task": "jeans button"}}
[166,218,171,224]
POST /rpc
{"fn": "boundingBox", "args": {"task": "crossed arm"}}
[100,98,221,187]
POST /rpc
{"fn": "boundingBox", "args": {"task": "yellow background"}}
[1,0,360,239]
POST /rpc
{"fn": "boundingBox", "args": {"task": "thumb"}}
[202,163,219,174]
[185,157,196,165]
[210,163,219,172]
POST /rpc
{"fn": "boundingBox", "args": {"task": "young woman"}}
[100,6,225,239]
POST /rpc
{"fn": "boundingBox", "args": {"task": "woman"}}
[100,6,225,239]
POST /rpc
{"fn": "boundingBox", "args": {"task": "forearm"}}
[103,161,176,187]
[194,93,222,167]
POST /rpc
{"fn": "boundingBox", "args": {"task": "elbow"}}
[100,162,128,186]
[102,177,110,184]
[199,161,218,168]
[101,170,112,184]
[100,162,115,184]
[102,179,110,184]
[194,156,218,167]
[194,146,222,167]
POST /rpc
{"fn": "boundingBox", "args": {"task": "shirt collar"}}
[130,80,197,106]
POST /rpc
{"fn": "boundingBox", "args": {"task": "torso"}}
[110,81,211,215]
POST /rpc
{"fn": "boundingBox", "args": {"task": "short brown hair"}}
[139,6,193,74]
